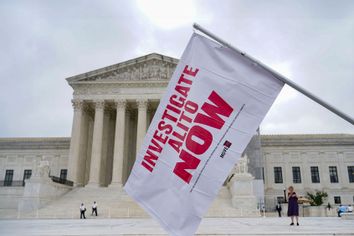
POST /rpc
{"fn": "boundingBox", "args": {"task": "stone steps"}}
[19,186,251,219]
[25,186,147,218]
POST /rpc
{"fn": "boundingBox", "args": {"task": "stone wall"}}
[0,187,24,209]
[261,134,354,211]
[0,138,70,183]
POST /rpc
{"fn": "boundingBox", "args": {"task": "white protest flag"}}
[124,33,284,235]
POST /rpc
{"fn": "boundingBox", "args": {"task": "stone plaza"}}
[1,217,354,236]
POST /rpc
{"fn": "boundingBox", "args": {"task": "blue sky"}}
[0,0,353,137]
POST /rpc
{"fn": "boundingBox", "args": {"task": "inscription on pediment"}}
[83,59,176,82]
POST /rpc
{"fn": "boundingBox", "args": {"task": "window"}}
[292,166,301,183]
[329,166,339,183]
[274,167,283,183]
[334,196,341,204]
[4,170,14,186]
[23,169,32,186]
[60,169,67,180]
[348,166,354,183]
[310,166,320,183]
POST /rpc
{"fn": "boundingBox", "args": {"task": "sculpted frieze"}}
[81,59,176,82]
[73,82,168,96]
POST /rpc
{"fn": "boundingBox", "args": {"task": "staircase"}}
[20,186,250,219]
[20,186,148,219]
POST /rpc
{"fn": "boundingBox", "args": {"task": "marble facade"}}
[261,134,354,210]
[66,53,178,187]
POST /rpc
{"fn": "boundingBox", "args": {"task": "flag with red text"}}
[124,33,284,236]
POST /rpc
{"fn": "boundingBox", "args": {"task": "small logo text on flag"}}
[220,140,232,158]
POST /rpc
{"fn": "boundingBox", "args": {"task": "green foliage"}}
[306,191,328,206]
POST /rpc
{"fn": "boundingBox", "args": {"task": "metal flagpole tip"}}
[193,23,200,30]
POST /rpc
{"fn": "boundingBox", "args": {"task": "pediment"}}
[66,53,178,84]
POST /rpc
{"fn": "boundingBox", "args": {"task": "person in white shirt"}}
[348,205,353,213]
[92,201,98,216]
[80,203,86,219]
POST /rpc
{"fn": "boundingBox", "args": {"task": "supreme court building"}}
[0,53,354,218]
[65,53,178,188]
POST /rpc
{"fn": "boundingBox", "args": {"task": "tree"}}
[306,191,328,206]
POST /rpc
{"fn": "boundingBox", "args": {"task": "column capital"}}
[94,100,105,110]
[114,99,127,110]
[136,98,148,109]
[72,99,84,111]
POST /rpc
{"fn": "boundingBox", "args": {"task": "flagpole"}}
[193,23,354,125]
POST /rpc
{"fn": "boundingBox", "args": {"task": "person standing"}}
[287,186,299,226]
[92,201,98,216]
[261,204,266,217]
[276,203,282,217]
[80,203,86,219]
[337,204,347,217]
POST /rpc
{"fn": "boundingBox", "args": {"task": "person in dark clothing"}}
[287,186,299,226]
[92,201,98,216]
[80,203,86,219]
[276,203,282,217]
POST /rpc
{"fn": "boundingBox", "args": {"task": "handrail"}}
[50,176,74,187]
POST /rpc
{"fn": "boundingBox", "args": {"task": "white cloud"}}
[136,0,197,29]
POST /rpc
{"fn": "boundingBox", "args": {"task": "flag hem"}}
[124,184,183,236]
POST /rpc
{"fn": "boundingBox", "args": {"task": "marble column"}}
[110,99,126,187]
[67,99,84,186]
[77,106,89,185]
[123,109,133,184]
[87,100,105,187]
[84,116,94,185]
[136,99,148,154]
[100,110,110,186]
